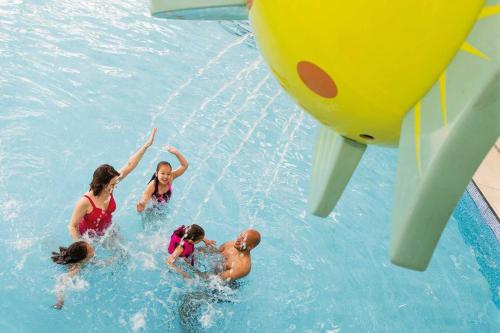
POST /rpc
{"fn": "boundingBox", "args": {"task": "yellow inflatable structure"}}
[151,0,500,271]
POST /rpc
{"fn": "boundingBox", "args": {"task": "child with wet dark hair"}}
[51,241,94,309]
[166,224,215,278]
[136,145,189,212]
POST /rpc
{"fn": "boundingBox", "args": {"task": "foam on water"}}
[0,199,21,222]
[130,310,147,332]
[199,303,223,329]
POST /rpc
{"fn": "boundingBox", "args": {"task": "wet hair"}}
[89,164,120,196]
[148,161,172,195]
[175,224,205,242]
[51,241,89,265]
[148,161,172,184]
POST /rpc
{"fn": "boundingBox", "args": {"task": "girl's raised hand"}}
[165,145,178,154]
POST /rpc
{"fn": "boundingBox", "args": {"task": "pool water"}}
[0,1,498,332]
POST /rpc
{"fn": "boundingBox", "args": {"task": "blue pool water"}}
[453,190,500,309]
[0,1,499,332]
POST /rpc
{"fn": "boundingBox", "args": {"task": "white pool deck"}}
[473,138,500,221]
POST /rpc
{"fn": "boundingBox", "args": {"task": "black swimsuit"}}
[153,181,172,203]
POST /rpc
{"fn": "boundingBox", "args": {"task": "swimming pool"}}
[0,1,498,332]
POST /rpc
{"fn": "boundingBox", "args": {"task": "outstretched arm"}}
[167,146,188,180]
[118,128,157,181]
[53,264,81,310]
[197,244,219,254]
[202,237,216,248]
[136,181,155,212]
[165,246,190,279]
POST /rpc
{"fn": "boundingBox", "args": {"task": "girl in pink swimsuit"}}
[166,224,215,278]
[68,129,157,240]
[136,146,189,212]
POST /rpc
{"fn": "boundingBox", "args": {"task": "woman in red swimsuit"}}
[68,128,157,240]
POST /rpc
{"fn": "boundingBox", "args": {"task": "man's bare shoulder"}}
[219,241,235,252]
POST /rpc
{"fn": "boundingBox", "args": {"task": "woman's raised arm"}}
[118,128,157,181]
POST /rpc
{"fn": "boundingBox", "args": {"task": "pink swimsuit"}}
[168,225,195,265]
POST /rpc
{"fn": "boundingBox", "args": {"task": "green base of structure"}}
[391,69,500,271]
[309,126,366,217]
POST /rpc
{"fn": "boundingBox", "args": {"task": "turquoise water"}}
[454,191,500,308]
[0,1,498,332]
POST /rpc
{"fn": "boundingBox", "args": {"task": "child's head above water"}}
[175,224,205,243]
[150,161,172,185]
[51,241,94,265]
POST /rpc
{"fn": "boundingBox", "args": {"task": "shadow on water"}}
[179,279,240,333]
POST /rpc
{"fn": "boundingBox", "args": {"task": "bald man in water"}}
[179,229,261,331]
[217,229,261,281]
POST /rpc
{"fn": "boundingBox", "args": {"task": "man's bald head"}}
[245,229,261,249]
[235,229,261,251]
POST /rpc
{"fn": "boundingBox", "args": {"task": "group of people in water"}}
[51,128,261,309]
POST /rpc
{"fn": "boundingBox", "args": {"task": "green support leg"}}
[309,126,366,217]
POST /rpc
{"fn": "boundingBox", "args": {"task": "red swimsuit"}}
[78,194,116,236]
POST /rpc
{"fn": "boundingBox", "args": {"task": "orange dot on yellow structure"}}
[246,0,253,10]
[297,61,337,98]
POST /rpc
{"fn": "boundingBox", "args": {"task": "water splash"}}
[130,310,146,332]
